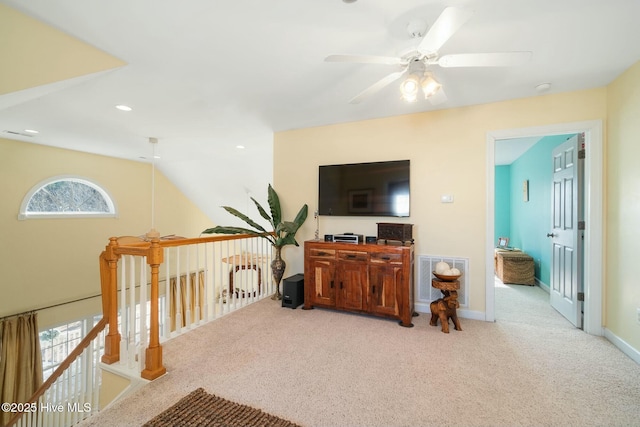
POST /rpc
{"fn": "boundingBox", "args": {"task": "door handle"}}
[546,233,556,237]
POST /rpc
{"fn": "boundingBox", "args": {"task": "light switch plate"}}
[441,194,454,203]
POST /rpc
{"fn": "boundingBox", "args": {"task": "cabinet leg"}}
[398,320,414,328]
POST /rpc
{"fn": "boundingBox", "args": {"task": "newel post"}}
[141,238,167,380]
[102,237,121,364]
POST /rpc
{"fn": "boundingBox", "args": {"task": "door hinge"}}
[578,149,586,159]
[578,221,586,230]
[577,292,585,301]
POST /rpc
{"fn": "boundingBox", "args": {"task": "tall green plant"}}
[202,184,308,248]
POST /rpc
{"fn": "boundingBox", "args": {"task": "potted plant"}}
[202,184,308,300]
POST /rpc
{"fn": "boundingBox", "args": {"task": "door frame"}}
[485,120,603,336]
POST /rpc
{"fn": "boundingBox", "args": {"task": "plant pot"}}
[270,246,286,300]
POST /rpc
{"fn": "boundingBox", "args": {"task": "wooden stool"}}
[221,254,263,298]
[430,279,462,333]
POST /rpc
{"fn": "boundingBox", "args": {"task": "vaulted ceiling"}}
[2,0,639,221]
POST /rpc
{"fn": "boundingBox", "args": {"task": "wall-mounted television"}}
[318,160,410,217]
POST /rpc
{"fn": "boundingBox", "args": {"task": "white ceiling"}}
[2,0,640,222]
[494,137,541,165]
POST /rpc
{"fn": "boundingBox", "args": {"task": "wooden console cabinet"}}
[303,240,415,327]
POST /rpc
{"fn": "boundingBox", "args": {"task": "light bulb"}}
[421,74,441,98]
[400,75,420,102]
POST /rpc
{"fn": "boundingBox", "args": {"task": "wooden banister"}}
[99,232,275,380]
[141,238,166,380]
[101,238,121,364]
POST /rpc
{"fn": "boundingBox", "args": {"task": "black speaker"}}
[324,234,333,242]
[282,274,304,309]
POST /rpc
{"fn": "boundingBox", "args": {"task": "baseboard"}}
[415,302,485,321]
[536,279,550,293]
[604,328,640,365]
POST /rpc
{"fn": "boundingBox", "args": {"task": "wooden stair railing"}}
[99,236,166,380]
[99,233,275,381]
[5,317,108,427]
[100,239,120,365]
[7,233,273,427]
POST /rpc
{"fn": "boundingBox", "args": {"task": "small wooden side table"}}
[221,254,264,297]
[431,278,460,293]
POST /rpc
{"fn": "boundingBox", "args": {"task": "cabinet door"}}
[369,263,402,317]
[308,259,336,306]
[337,260,367,311]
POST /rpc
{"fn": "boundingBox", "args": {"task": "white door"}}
[549,134,584,328]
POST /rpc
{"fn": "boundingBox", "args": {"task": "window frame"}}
[19,175,118,220]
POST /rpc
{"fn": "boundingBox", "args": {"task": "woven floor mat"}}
[143,388,302,427]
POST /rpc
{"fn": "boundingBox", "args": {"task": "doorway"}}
[485,121,603,336]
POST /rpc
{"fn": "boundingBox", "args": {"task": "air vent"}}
[3,130,35,137]
[417,255,469,307]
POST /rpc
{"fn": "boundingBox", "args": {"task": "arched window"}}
[19,175,117,220]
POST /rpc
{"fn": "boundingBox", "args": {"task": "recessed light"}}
[343,0,357,3]
[236,145,245,149]
[115,105,132,111]
[24,129,39,134]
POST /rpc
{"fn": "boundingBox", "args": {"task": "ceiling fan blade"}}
[417,7,474,56]
[349,69,407,104]
[325,54,403,65]
[438,52,532,67]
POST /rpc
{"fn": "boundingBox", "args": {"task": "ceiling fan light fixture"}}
[421,74,441,98]
[400,74,420,101]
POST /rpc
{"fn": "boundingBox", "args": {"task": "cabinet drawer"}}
[309,248,336,258]
[370,252,402,263]
[338,251,368,262]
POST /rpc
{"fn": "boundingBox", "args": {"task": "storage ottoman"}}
[495,251,535,285]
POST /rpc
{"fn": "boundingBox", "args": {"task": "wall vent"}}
[417,255,469,307]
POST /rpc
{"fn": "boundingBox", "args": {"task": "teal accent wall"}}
[496,134,576,286]
[494,165,511,242]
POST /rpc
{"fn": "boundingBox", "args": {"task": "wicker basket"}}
[495,251,535,285]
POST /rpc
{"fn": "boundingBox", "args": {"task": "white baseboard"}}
[415,302,486,321]
[604,328,640,365]
[536,279,550,293]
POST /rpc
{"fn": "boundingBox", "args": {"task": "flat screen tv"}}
[318,160,410,217]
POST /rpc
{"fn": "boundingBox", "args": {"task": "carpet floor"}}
[79,280,640,427]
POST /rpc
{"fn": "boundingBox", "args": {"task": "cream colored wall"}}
[0,138,212,325]
[606,60,640,351]
[274,88,606,315]
[0,3,125,95]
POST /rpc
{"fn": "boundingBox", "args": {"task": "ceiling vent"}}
[3,130,35,137]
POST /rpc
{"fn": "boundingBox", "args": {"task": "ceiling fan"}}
[326,6,532,104]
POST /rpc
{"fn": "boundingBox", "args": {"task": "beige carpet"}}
[142,387,301,427]
[80,281,640,427]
